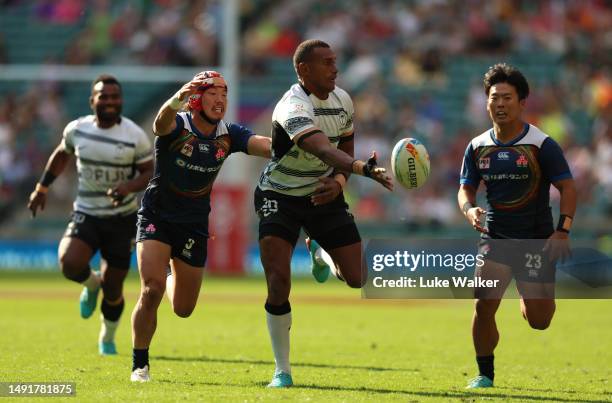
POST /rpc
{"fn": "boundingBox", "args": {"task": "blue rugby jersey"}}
[460,123,572,238]
[140,112,253,225]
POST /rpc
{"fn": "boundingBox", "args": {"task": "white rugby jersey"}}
[61,115,153,216]
[258,83,354,196]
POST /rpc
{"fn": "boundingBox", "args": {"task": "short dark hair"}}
[483,63,529,100]
[91,74,121,94]
[293,39,330,76]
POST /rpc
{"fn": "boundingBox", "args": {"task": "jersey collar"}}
[299,83,311,96]
[186,113,227,138]
[489,123,530,146]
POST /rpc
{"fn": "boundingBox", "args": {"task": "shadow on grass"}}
[154,355,417,372]
[155,379,610,403]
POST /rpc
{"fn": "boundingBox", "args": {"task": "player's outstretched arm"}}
[27,144,73,217]
[247,135,272,158]
[153,73,210,136]
[458,184,487,233]
[297,129,393,190]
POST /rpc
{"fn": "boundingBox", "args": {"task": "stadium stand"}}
[0,0,610,237]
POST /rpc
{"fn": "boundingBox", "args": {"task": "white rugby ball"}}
[390,138,430,190]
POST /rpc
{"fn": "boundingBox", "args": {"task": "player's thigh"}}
[169,258,204,307]
[136,240,171,289]
[304,193,359,243]
[519,296,556,329]
[99,213,137,271]
[254,188,302,255]
[58,236,94,270]
[59,211,98,269]
[135,213,173,282]
[474,258,514,300]
[513,240,556,299]
[326,238,367,288]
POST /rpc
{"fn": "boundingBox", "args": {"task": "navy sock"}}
[133,348,149,371]
[101,298,124,322]
[264,301,291,315]
[476,355,494,380]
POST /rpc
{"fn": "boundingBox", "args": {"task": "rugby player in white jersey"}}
[28,75,153,356]
[255,39,393,387]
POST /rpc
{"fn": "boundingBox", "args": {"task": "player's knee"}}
[526,315,553,330]
[475,299,499,318]
[141,280,165,306]
[101,283,122,302]
[172,302,196,318]
[267,273,291,302]
[345,275,364,289]
[58,256,89,282]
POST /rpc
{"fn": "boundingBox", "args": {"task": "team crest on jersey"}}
[199,143,210,153]
[516,154,528,167]
[478,157,490,169]
[338,110,349,128]
[181,143,194,157]
[215,148,226,161]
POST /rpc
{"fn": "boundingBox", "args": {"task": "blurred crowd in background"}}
[0,0,610,235]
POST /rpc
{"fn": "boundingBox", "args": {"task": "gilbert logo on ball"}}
[390,138,430,189]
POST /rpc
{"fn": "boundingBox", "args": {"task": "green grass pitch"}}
[0,271,610,402]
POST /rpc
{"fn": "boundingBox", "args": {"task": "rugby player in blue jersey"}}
[28,75,153,356]
[130,71,271,382]
[458,63,577,388]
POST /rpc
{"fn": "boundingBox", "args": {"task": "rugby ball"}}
[390,138,430,190]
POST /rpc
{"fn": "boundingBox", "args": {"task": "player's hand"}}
[466,207,487,233]
[107,184,129,207]
[311,176,342,206]
[27,190,46,218]
[176,71,219,101]
[543,231,571,262]
[363,151,393,191]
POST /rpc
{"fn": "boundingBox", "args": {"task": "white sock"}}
[314,247,339,278]
[266,311,291,375]
[82,271,101,291]
[99,315,119,343]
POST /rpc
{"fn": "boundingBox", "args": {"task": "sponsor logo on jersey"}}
[176,157,221,173]
[478,157,490,169]
[497,151,509,160]
[283,116,314,135]
[181,143,194,157]
[516,154,528,167]
[199,144,210,153]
